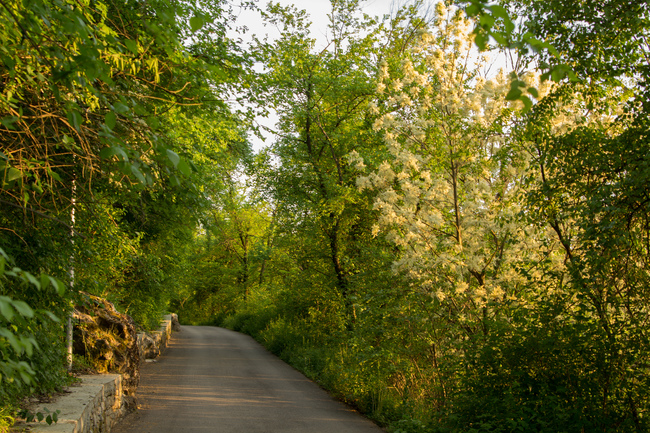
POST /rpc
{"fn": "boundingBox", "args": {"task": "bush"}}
[0,249,72,422]
[441,314,650,433]
[0,405,14,433]
[257,317,300,356]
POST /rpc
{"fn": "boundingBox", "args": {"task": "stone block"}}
[17,314,175,433]
[24,374,122,433]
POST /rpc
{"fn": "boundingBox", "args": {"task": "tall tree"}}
[252,0,390,326]
[0,0,249,407]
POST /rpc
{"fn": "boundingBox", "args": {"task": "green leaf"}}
[50,278,66,296]
[45,311,61,322]
[67,110,83,131]
[190,16,204,32]
[177,158,191,176]
[520,95,533,112]
[488,5,509,20]
[0,328,20,353]
[24,272,41,289]
[479,14,494,28]
[131,165,146,184]
[166,149,180,168]
[47,169,62,182]
[24,339,34,357]
[124,39,138,54]
[1,54,15,70]
[491,32,508,46]
[0,298,15,321]
[19,369,33,385]
[100,146,129,161]
[6,167,22,182]
[105,111,117,130]
[0,117,18,130]
[504,20,515,34]
[62,135,74,146]
[149,116,160,130]
[474,31,488,50]
[12,301,33,319]
[551,68,563,82]
[505,87,522,101]
[466,3,480,17]
[113,102,129,115]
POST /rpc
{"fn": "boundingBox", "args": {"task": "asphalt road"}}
[112,326,385,433]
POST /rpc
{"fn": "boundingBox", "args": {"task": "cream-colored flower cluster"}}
[352,4,566,326]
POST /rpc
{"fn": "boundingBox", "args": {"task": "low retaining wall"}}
[21,314,178,433]
[137,314,174,360]
[27,375,124,433]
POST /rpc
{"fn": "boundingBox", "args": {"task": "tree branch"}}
[0,199,86,239]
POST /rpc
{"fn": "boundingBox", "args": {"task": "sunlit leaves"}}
[0,247,63,389]
[458,0,578,114]
[0,0,251,410]
[124,39,138,55]
[518,0,650,84]
[0,0,242,203]
[190,15,204,32]
[166,149,181,168]
[177,158,192,177]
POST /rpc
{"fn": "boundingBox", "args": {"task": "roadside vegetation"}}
[2,0,649,432]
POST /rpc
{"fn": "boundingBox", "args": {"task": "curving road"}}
[112,326,385,433]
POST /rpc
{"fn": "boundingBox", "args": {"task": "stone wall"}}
[73,293,141,408]
[137,314,176,360]
[22,314,179,433]
[27,375,124,433]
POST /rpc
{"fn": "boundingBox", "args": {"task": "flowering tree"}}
[351,3,548,338]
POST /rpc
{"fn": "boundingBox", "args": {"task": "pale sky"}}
[231,0,422,150]
[235,0,405,48]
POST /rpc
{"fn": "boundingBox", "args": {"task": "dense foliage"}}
[0,0,251,420]
[3,0,649,432]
